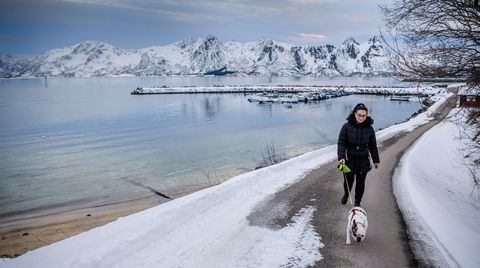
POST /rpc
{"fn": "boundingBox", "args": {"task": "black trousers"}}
[343,172,367,204]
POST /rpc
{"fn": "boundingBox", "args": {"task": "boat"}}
[309,92,328,101]
[390,96,410,101]
[247,94,272,103]
[278,94,299,103]
[297,92,310,103]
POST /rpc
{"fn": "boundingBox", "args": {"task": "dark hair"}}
[353,103,368,114]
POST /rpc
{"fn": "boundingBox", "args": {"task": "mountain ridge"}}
[0,35,393,78]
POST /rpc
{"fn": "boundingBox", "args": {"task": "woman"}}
[337,103,380,207]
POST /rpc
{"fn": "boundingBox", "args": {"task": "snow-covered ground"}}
[0,91,462,268]
[394,107,480,268]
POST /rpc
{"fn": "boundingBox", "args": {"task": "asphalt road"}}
[248,96,457,267]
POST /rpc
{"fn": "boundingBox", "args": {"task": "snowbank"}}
[393,108,480,268]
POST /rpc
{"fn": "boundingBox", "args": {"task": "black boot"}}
[354,199,361,207]
[341,193,348,205]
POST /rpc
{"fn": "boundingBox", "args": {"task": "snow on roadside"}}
[0,91,453,267]
[393,108,480,268]
[235,205,323,268]
[376,92,453,142]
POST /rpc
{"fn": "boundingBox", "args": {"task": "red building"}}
[458,87,480,108]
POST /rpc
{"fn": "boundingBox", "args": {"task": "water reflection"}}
[310,125,335,144]
[202,96,221,120]
[257,102,274,117]
[343,103,354,115]
[324,101,333,112]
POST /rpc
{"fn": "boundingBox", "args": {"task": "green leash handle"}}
[336,162,351,173]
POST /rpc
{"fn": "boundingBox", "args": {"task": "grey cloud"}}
[1,0,391,54]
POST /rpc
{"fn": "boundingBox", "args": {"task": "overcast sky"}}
[1,0,391,56]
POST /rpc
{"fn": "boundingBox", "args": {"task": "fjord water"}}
[0,77,420,221]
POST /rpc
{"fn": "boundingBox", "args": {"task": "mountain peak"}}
[204,35,219,42]
[342,37,359,46]
[176,37,195,49]
[70,40,114,54]
[201,35,221,48]
[258,37,275,47]
[76,40,112,48]
[368,36,382,45]
[196,35,222,50]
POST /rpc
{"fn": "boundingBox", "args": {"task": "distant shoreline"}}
[402,77,467,83]
[0,74,398,80]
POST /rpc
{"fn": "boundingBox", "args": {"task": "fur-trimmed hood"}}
[347,113,374,127]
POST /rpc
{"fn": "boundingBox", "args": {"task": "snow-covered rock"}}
[1,36,393,78]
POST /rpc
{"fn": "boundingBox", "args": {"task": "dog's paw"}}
[346,240,351,245]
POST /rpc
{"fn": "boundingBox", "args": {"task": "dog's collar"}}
[351,208,367,216]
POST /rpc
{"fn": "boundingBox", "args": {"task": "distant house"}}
[458,87,480,108]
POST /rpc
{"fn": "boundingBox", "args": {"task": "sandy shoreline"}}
[0,178,220,258]
[0,196,166,258]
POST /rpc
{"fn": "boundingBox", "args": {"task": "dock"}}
[130,84,440,96]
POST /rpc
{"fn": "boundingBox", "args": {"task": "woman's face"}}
[355,109,367,124]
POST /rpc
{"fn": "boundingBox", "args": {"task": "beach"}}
[0,196,165,258]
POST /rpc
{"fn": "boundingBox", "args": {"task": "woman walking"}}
[337,103,380,207]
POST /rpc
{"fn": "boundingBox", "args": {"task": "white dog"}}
[346,206,368,244]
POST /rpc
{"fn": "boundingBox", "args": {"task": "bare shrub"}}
[256,142,287,169]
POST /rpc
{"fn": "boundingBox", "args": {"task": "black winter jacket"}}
[337,114,380,174]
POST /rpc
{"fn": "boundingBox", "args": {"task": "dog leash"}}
[337,162,354,206]
[343,172,354,206]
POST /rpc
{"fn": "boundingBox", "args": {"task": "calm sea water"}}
[0,76,420,220]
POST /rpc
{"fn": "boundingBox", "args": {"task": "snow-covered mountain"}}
[0,35,392,78]
[0,54,32,78]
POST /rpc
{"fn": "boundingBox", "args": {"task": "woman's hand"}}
[374,163,379,169]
